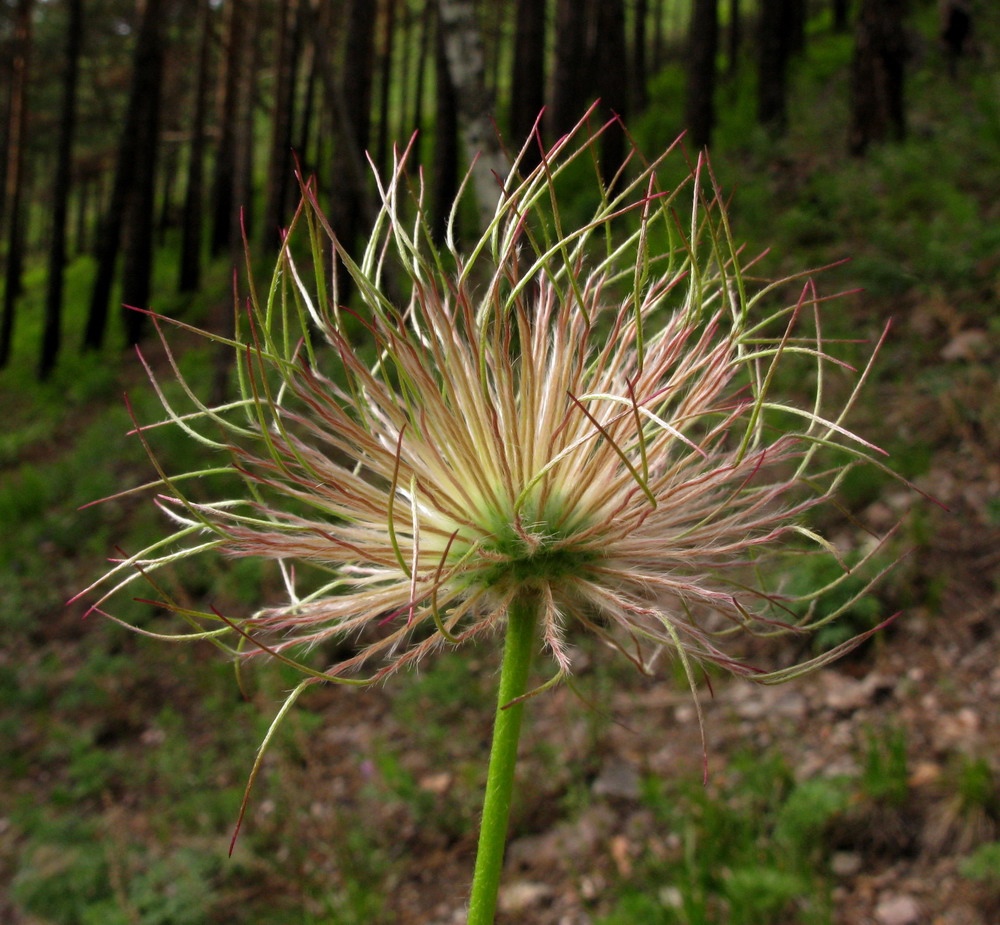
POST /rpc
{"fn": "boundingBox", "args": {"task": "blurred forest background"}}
[1,0,998,923]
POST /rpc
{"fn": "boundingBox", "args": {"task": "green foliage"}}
[961,841,1000,884]
[953,756,999,815]
[862,726,909,806]
[601,752,849,925]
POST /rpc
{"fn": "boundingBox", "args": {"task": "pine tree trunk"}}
[727,0,741,76]
[263,0,299,244]
[632,0,650,112]
[685,0,719,150]
[179,0,214,293]
[757,0,792,135]
[40,0,83,379]
[432,10,459,243]
[549,0,593,138]
[509,0,546,157]
[595,0,629,185]
[210,0,246,256]
[788,0,806,56]
[833,0,851,33]
[848,0,908,156]
[327,0,377,255]
[374,0,398,175]
[0,0,32,369]
[233,0,260,245]
[83,0,164,350]
[121,0,165,346]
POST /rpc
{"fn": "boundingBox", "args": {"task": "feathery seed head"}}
[83,113,901,700]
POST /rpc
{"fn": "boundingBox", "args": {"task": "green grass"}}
[597,751,851,925]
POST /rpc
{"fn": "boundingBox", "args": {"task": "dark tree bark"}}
[727,0,741,76]
[787,0,806,55]
[594,0,629,185]
[73,175,90,258]
[685,0,719,150]
[233,0,259,244]
[120,0,166,346]
[632,0,649,111]
[83,0,165,350]
[833,0,850,33]
[374,0,398,175]
[0,0,32,369]
[432,12,459,243]
[549,0,594,138]
[651,0,666,69]
[849,0,908,156]
[509,0,546,158]
[210,0,246,256]
[179,0,214,292]
[0,45,11,235]
[757,0,794,135]
[327,0,377,255]
[263,0,300,244]
[40,0,83,379]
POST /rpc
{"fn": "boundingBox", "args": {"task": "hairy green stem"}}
[467,596,537,925]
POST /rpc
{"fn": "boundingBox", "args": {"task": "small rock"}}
[875,893,921,925]
[831,851,862,877]
[418,771,452,794]
[909,761,942,788]
[592,760,641,800]
[498,881,553,913]
[658,886,683,908]
[821,670,891,712]
[609,834,632,877]
[941,329,990,362]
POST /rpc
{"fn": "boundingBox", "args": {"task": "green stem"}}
[467,596,537,925]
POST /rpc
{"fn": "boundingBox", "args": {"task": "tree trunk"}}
[120,0,166,346]
[549,0,593,138]
[436,0,508,226]
[632,0,649,112]
[432,11,459,243]
[848,0,908,156]
[685,0,718,150]
[264,0,300,243]
[179,0,214,292]
[509,0,546,158]
[594,0,629,185]
[757,0,793,135]
[727,0,741,76]
[210,0,246,256]
[233,0,260,245]
[326,0,377,255]
[374,0,398,175]
[40,0,83,379]
[833,0,850,32]
[83,0,165,350]
[787,0,806,56]
[0,0,32,369]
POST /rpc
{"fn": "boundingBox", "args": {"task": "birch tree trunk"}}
[436,0,508,228]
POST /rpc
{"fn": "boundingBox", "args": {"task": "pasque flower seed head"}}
[80,113,902,728]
